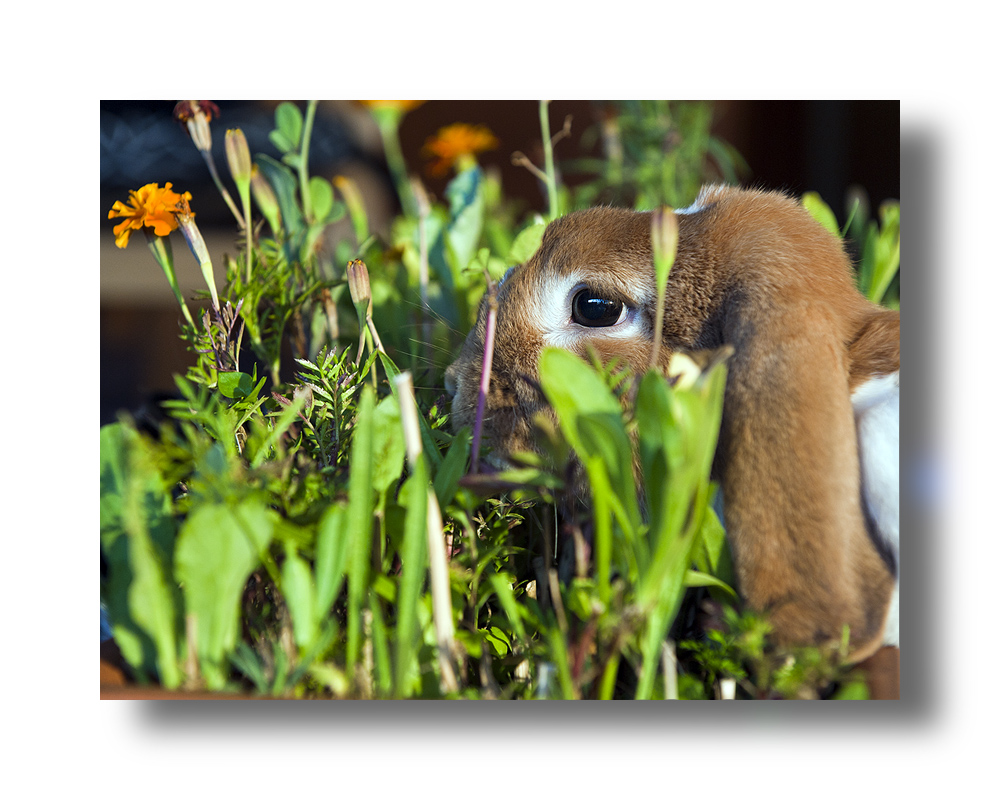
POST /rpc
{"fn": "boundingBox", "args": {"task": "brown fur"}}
[446,185,899,663]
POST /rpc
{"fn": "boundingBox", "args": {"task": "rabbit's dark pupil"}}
[572,288,622,327]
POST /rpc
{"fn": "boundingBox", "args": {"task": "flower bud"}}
[174,195,220,311]
[225,129,252,189]
[250,165,282,233]
[346,259,372,313]
[651,205,678,292]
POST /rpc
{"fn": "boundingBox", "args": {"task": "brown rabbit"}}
[445,184,899,695]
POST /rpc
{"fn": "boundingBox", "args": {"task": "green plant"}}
[563,100,748,211]
[802,189,900,308]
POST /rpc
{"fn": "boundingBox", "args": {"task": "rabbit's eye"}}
[571,287,626,327]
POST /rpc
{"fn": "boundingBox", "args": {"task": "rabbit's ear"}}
[717,300,895,661]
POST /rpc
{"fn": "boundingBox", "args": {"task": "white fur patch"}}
[674,201,704,215]
[852,371,899,646]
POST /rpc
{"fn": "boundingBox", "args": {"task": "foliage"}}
[563,100,749,211]
[101,100,896,699]
[802,190,901,308]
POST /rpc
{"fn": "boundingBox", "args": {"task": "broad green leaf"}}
[345,386,376,673]
[868,201,900,305]
[508,221,546,264]
[315,503,350,616]
[100,423,180,687]
[309,176,335,222]
[379,350,443,468]
[272,101,303,153]
[538,348,641,534]
[488,574,527,642]
[250,392,306,469]
[395,459,430,696]
[175,500,276,690]
[444,166,485,274]
[683,569,737,597]
[217,371,254,400]
[801,191,840,238]
[255,154,304,237]
[281,544,317,650]
[371,394,406,495]
[433,426,470,509]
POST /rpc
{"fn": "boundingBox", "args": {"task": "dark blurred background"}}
[100,100,899,425]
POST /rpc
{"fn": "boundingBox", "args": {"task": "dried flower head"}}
[107,182,193,249]
[173,101,220,152]
[422,123,498,177]
[173,100,220,124]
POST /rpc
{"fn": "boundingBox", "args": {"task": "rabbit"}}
[445,184,900,693]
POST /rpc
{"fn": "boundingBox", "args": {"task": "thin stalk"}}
[144,231,195,328]
[662,639,678,700]
[539,100,559,221]
[298,100,318,223]
[412,179,432,361]
[649,208,678,369]
[377,111,417,218]
[201,150,245,228]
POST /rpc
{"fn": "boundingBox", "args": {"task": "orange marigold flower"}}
[358,100,424,113]
[422,123,499,177]
[107,182,193,249]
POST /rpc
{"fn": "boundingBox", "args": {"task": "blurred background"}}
[101,100,899,425]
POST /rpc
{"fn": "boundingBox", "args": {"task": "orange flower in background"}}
[422,123,499,177]
[107,182,193,248]
[358,100,424,113]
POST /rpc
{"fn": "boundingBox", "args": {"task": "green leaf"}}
[379,350,443,468]
[683,569,737,597]
[508,222,546,264]
[537,348,641,535]
[488,574,527,642]
[868,201,900,305]
[345,386,377,673]
[255,154,304,237]
[308,176,335,222]
[371,394,406,495]
[250,391,306,469]
[175,500,276,690]
[315,503,350,617]
[272,101,303,153]
[433,426,470,509]
[444,166,485,274]
[218,371,254,400]
[281,544,317,650]
[801,191,840,238]
[100,423,181,687]
[395,458,430,696]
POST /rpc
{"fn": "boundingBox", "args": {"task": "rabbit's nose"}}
[444,363,458,397]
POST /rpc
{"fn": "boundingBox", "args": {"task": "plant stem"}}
[298,100,318,223]
[145,232,196,328]
[201,150,245,228]
[539,100,559,221]
[376,110,417,218]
